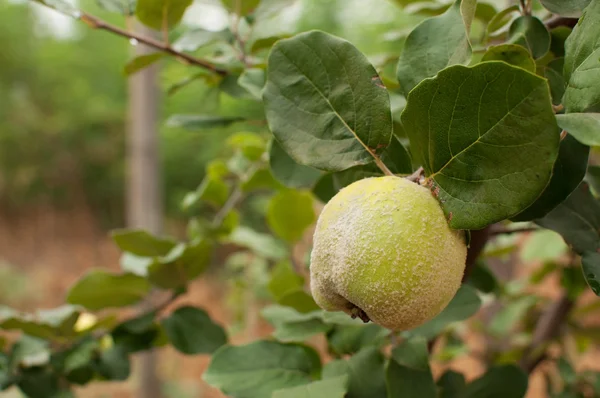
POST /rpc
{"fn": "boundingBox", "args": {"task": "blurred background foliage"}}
[0,0,415,227]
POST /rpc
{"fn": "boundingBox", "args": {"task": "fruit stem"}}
[350,306,371,323]
[405,167,424,183]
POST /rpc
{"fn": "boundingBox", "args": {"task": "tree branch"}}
[519,294,574,373]
[78,13,228,75]
[462,226,493,283]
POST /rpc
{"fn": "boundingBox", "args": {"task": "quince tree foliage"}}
[3,0,600,397]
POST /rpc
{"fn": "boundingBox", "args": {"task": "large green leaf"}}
[386,337,436,398]
[511,134,589,221]
[406,285,481,339]
[401,62,559,229]
[111,229,177,257]
[147,239,213,289]
[269,139,322,189]
[564,0,600,112]
[267,261,319,314]
[508,16,551,59]
[462,365,528,398]
[322,347,387,398]
[541,0,590,17]
[161,306,227,354]
[556,113,600,146]
[66,270,151,310]
[272,376,348,398]
[396,0,476,95]
[267,190,315,242]
[263,30,392,172]
[203,341,321,398]
[136,0,193,30]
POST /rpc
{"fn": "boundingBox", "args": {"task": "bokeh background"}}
[1,0,599,397]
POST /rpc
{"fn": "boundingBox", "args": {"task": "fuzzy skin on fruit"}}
[310,176,467,331]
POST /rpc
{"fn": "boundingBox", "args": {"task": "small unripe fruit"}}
[310,176,467,331]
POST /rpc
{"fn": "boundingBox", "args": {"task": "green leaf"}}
[238,68,266,99]
[278,291,320,313]
[95,0,136,15]
[136,0,193,30]
[166,114,246,130]
[401,62,559,229]
[437,370,466,398]
[520,230,568,262]
[263,30,392,172]
[557,113,600,146]
[267,261,305,300]
[269,139,323,189]
[241,168,283,193]
[588,165,600,194]
[489,296,538,335]
[66,270,151,310]
[322,347,386,398]
[161,306,227,354]
[93,345,130,381]
[564,0,600,112]
[272,376,349,398]
[16,367,62,397]
[227,132,267,161]
[386,336,436,398]
[466,261,499,293]
[147,239,213,289]
[508,16,551,59]
[511,134,589,221]
[485,5,519,40]
[31,0,81,17]
[183,174,229,209]
[261,306,330,342]
[326,324,389,356]
[536,182,600,254]
[541,0,590,17]
[228,226,288,259]
[120,253,152,276]
[111,313,159,353]
[581,251,600,295]
[173,28,231,52]
[463,365,528,398]
[539,58,566,105]
[123,53,164,76]
[203,341,321,398]
[482,44,536,72]
[407,285,481,339]
[267,190,315,242]
[396,0,476,95]
[111,229,177,257]
[221,0,261,16]
[0,306,81,340]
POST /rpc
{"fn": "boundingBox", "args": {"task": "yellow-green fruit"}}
[310,176,467,331]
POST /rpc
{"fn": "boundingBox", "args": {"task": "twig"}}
[212,187,243,227]
[406,167,424,183]
[519,294,574,373]
[76,13,228,75]
[489,225,539,236]
[519,0,531,16]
